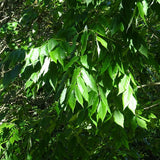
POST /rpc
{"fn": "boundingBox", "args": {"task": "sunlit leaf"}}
[137,2,146,23]
[99,86,111,114]
[113,110,124,128]
[142,0,148,15]
[96,36,108,49]
[60,87,67,104]
[30,72,39,83]
[122,85,133,109]
[25,80,33,89]
[148,113,157,119]
[71,67,81,85]
[50,47,65,66]
[81,68,97,93]
[39,57,50,77]
[68,90,76,112]
[84,0,92,6]
[75,85,83,106]
[29,48,39,66]
[80,55,89,69]
[118,75,130,95]
[97,101,107,122]
[77,76,88,102]
[128,95,137,114]
[136,117,147,129]
[47,38,58,52]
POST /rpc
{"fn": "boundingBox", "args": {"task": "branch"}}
[144,102,160,110]
[0,46,6,54]
[137,82,160,89]
[0,16,9,23]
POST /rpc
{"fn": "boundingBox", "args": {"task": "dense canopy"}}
[0,0,160,159]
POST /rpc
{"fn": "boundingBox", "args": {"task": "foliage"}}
[0,0,160,159]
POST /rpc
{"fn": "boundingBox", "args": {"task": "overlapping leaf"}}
[77,76,88,102]
[81,68,97,93]
[118,75,130,95]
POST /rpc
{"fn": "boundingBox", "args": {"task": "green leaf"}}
[136,117,147,129]
[90,97,99,116]
[89,91,99,116]
[119,22,124,32]
[122,85,133,109]
[50,49,58,63]
[101,56,111,74]
[8,49,25,67]
[49,78,55,90]
[68,90,76,112]
[111,17,124,35]
[39,45,47,65]
[47,38,58,52]
[137,2,146,23]
[75,85,83,106]
[157,0,160,3]
[97,101,107,122]
[80,55,89,69]
[142,0,148,15]
[81,27,88,55]
[40,44,48,57]
[3,64,22,87]
[108,64,119,81]
[84,0,92,6]
[148,113,157,119]
[95,25,106,37]
[29,48,39,66]
[64,56,79,71]
[60,87,67,104]
[113,110,124,128]
[129,73,137,86]
[25,80,33,89]
[96,36,107,49]
[71,67,81,85]
[88,91,97,107]
[128,95,137,114]
[68,68,81,99]
[139,44,148,58]
[39,57,50,77]
[118,75,130,95]
[81,68,97,93]
[50,47,65,66]
[77,76,88,102]
[131,116,137,131]
[30,72,39,83]
[99,86,111,114]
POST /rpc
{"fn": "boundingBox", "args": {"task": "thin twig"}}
[0,45,6,54]
[137,82,160,89]
[144,102,160,110]
[0,16,9,23]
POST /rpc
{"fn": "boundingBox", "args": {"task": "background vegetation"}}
[0,0,160,159]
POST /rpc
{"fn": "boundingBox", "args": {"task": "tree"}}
[0,0,160,159]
